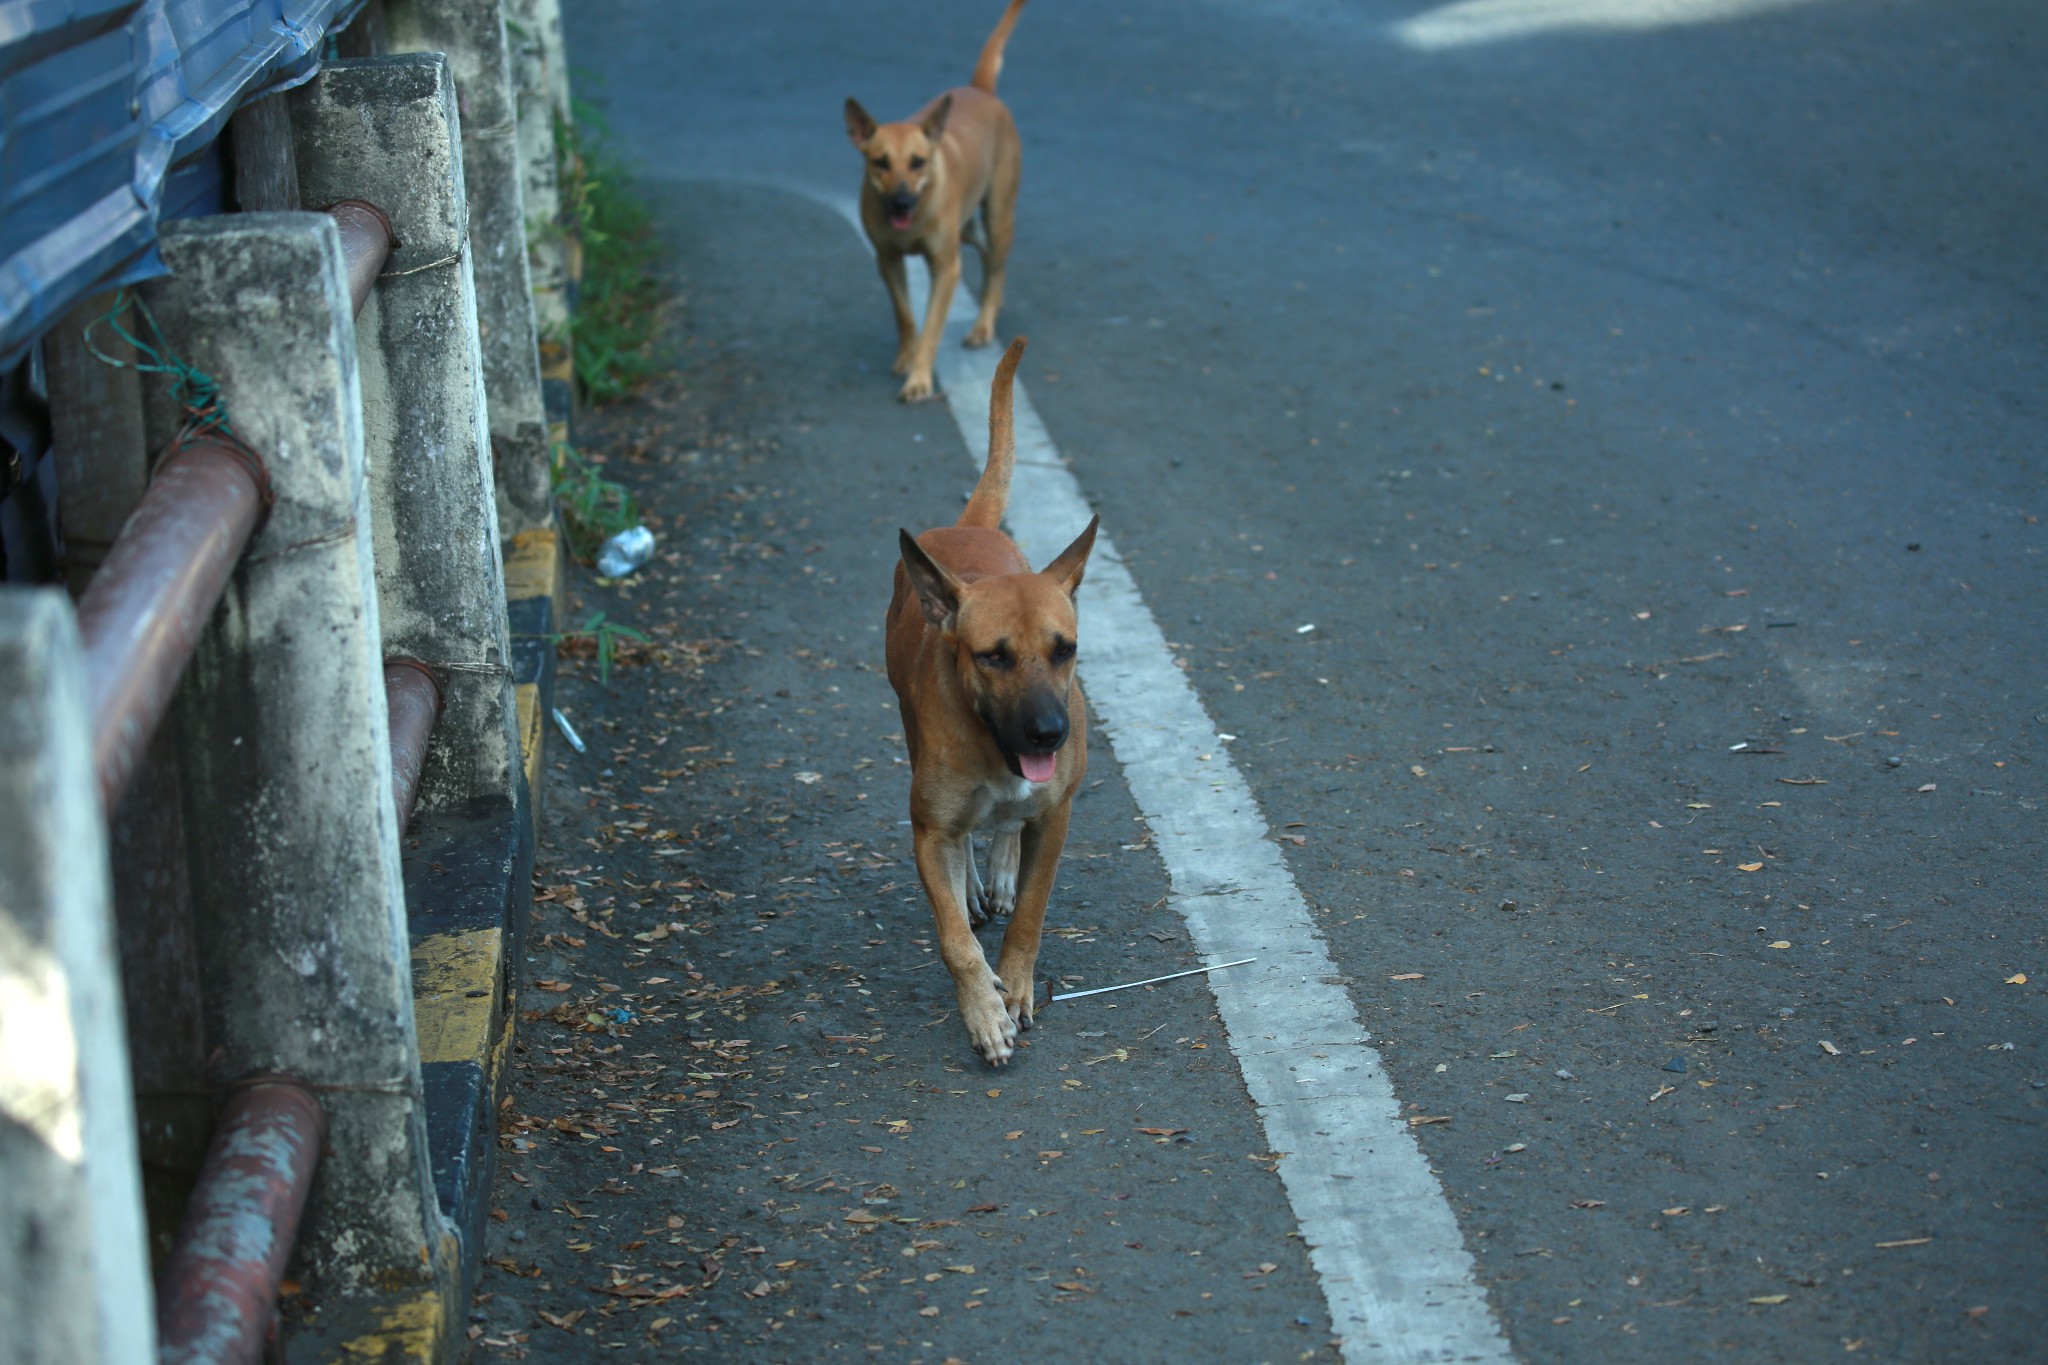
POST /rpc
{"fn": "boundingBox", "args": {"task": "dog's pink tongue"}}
[1018,752,1058,783]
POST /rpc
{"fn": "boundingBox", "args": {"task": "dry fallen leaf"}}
[1769,941,1791,950]
[1738,862,1765,873]
[2005,973,2027,985]
[1749,1294,1790,1305]
[1388,973,1425,981]
[1819,1040,1842,1056]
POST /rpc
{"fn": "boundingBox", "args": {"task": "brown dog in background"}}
[887,339,1098,1063]
[845,0,1026,403]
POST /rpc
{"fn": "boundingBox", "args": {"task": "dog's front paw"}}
[1002,976,1037,1033]
[962,980,1019,1065]
[962,321,996,349]
[897,371,940,403]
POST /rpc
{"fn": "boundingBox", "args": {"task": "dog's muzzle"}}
[988,693,1068,784]
[885,191,918,230]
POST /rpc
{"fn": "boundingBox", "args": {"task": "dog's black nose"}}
[1020,706,1067,753]
[886,191,918,215]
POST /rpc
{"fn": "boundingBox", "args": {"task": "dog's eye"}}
[974,648,1012,671]
[1051,640,1077,664]
[908,155,927,171]
[871,155,890,171]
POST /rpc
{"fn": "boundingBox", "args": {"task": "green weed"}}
[552,442,639,561]
[550,100,662,404]
[555,611,649,685]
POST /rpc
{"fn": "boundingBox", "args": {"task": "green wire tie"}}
[83,290,234,437]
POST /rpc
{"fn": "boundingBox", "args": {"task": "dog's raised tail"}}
[970,0,1028,94]
[959,337,1026,530]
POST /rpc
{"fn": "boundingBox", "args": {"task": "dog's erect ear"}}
[920,93,954,144]
[845,98,878,148]
[899,530,962,631]
[1041,515,1099,600]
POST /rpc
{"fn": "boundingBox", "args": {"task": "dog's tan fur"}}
[845,0,1026,403]
[886,339,1098,1063]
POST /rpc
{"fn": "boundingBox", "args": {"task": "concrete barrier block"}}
[507,0,571,392]
[291,56,523,817]
[139,214,454,1296]
[383,0,553,541]
[0,589,154,1365]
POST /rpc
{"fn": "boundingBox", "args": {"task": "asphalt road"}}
[472,3,2047,1361]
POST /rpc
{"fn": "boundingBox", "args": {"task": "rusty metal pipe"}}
[156,1079,325,1365]
[383,657,442,828]
[76,438,268,814]
[326,200,396,317]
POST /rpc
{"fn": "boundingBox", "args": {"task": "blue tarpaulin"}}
[0,0,363,369]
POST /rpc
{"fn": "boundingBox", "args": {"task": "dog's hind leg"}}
[977,828,1020,923]
[961,204,990,257]
[964,841,991,928]
[964,152,1017,348]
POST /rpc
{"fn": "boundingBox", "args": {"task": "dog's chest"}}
[967,774,1044,832]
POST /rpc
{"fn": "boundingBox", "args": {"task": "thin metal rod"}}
[1051,957,1257,1002]
[77,438,267,814]
[383,658,442,828]
[156,1078,325,1365]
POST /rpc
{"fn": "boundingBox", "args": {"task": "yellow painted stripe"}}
[337,1286,444,1360]
[502,527,560,605]
[515,681,543,797]
[410,929,501,1066]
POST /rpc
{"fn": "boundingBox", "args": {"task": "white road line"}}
[820,197,1514,1364]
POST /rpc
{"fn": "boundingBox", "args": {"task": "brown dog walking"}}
[845,0,1026,403]
[887,339,1098,1063]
